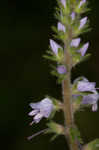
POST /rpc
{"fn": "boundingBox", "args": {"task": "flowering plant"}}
[27,0,99,150]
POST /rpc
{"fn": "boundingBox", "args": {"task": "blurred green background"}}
[0,0,99,150]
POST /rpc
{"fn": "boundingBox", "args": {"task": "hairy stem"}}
[62,49,79,150]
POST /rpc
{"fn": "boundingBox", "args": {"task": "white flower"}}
[28,98,54,124]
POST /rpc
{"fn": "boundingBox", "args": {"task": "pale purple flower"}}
[58,22,66,32]
[50,39,61,55]
[28,98,54,124]
[73,77,99,111]
[79,17,87,30]
[82,92,99,105]
[71,12,76,20]
[57,65,66,74]
[74,76,96,93]
[60,0,66,8]
[78,42,89,56]
[77,81,96,92]
[78,0,86,9]
[82,92,99,111]
[71,38,81,47]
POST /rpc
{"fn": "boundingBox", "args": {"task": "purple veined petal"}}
[92,103,98,112]
[71,12,76,20]
[28,109,39,116]
[71,38,81,47]
[57,22,66,32]
[78,0,86,9]
[77,81,96,92]
[57,65,67,74]
[79,17,88,30]
[34,113,43,123]
[50,39,61,55]
[60,0,66,8]
[79,42,89,56]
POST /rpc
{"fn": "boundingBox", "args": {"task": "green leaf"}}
[80,54,91,63]
[83,139,99,150]
[69,127,83,144]
[58,48,64,58]
[50,134,59,141]
[47,121,64,135]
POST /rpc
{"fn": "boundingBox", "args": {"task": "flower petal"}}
[82,93,99,105]
[29,102,40,109]
[77,81,96,92]
[39,98,54,118]
[28,110,39,116]
[34,113,43,123]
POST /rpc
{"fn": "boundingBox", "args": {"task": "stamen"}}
[27,128,49,140]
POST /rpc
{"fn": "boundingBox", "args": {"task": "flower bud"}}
[71,12,76,21]
[78,0,86,9]
[78,42,89,56]
[60,0,66,8]
[57,22,66,32]
[50,39,61,55]
[71,38,81,47]
[57,65,67,74]
[79,17,88,30]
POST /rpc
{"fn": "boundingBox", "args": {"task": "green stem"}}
[62,49,79,150]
